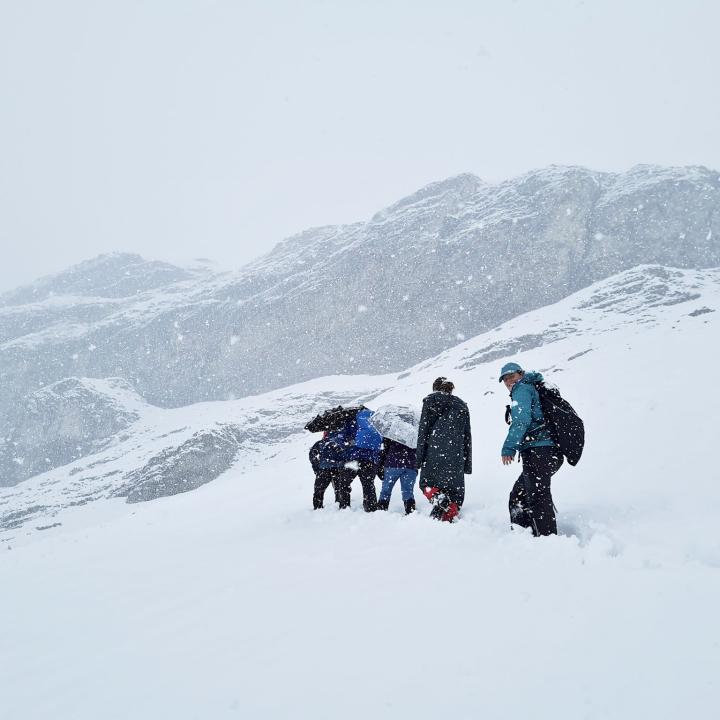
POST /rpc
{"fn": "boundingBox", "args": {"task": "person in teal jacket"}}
[500,365,555,458]
[499,362,563,536]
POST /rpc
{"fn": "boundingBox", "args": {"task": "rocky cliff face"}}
[0,377,145,485]
[1,165,718,482]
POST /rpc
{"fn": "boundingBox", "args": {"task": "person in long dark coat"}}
[416,377,472,522]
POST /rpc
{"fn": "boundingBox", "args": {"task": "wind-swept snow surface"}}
[2,265,719,719]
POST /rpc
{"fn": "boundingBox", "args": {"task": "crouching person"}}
[499,362,563,536]
[416,377,472,522]
[377,437,417,514]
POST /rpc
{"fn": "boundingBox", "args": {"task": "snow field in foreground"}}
[2,454,717,720]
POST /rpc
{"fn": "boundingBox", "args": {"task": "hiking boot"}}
[404,498,416,515]
[441,502,459,523]
[429,491,450,521]
[377,499,389,511]
[422,486,440,503]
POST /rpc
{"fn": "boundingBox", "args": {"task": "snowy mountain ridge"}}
[1,163,718,499]
[1,164,717,422]
[2,263,717,541]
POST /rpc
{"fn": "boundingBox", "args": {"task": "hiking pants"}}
[379,468,417,504]
[332,466,374,510]
[354,460,378,512]
[509,446,563,536]
[314,468,352,509]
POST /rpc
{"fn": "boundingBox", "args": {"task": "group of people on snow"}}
[306,361,581,536]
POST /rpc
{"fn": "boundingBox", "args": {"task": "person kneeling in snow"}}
[416,377,472,522]
[499,362,563,536]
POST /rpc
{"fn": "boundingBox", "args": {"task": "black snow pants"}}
[333,468,352,510]
[352,460,378,512]
[317,463,378,511]
[509,446,563,536]
[313,468,347,509]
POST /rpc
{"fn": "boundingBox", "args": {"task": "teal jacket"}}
[501,372,555,457]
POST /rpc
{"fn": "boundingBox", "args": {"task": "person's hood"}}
[424,391,467,413]
[518,371,544,385]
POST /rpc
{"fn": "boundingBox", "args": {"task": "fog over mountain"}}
[1,164,719,487]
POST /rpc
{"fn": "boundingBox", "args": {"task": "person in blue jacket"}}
[499,362,563,536]
[346,408,382,512]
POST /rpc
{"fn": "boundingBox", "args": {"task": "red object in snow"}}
[422,486,440,502]
[441,502,459,523]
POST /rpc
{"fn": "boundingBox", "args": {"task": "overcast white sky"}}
[1,0,718,292]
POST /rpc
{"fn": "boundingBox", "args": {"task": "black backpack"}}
[533,382,585,466]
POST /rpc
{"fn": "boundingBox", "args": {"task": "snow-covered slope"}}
[2,264,719,719]
[2,263,717,539]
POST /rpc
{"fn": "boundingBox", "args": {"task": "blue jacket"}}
[318,410,382,468]
[346,408,382,464]
[354,409,383,450]
[501,372,555,458]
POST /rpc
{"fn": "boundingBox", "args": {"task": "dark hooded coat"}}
[416,391,472,489]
